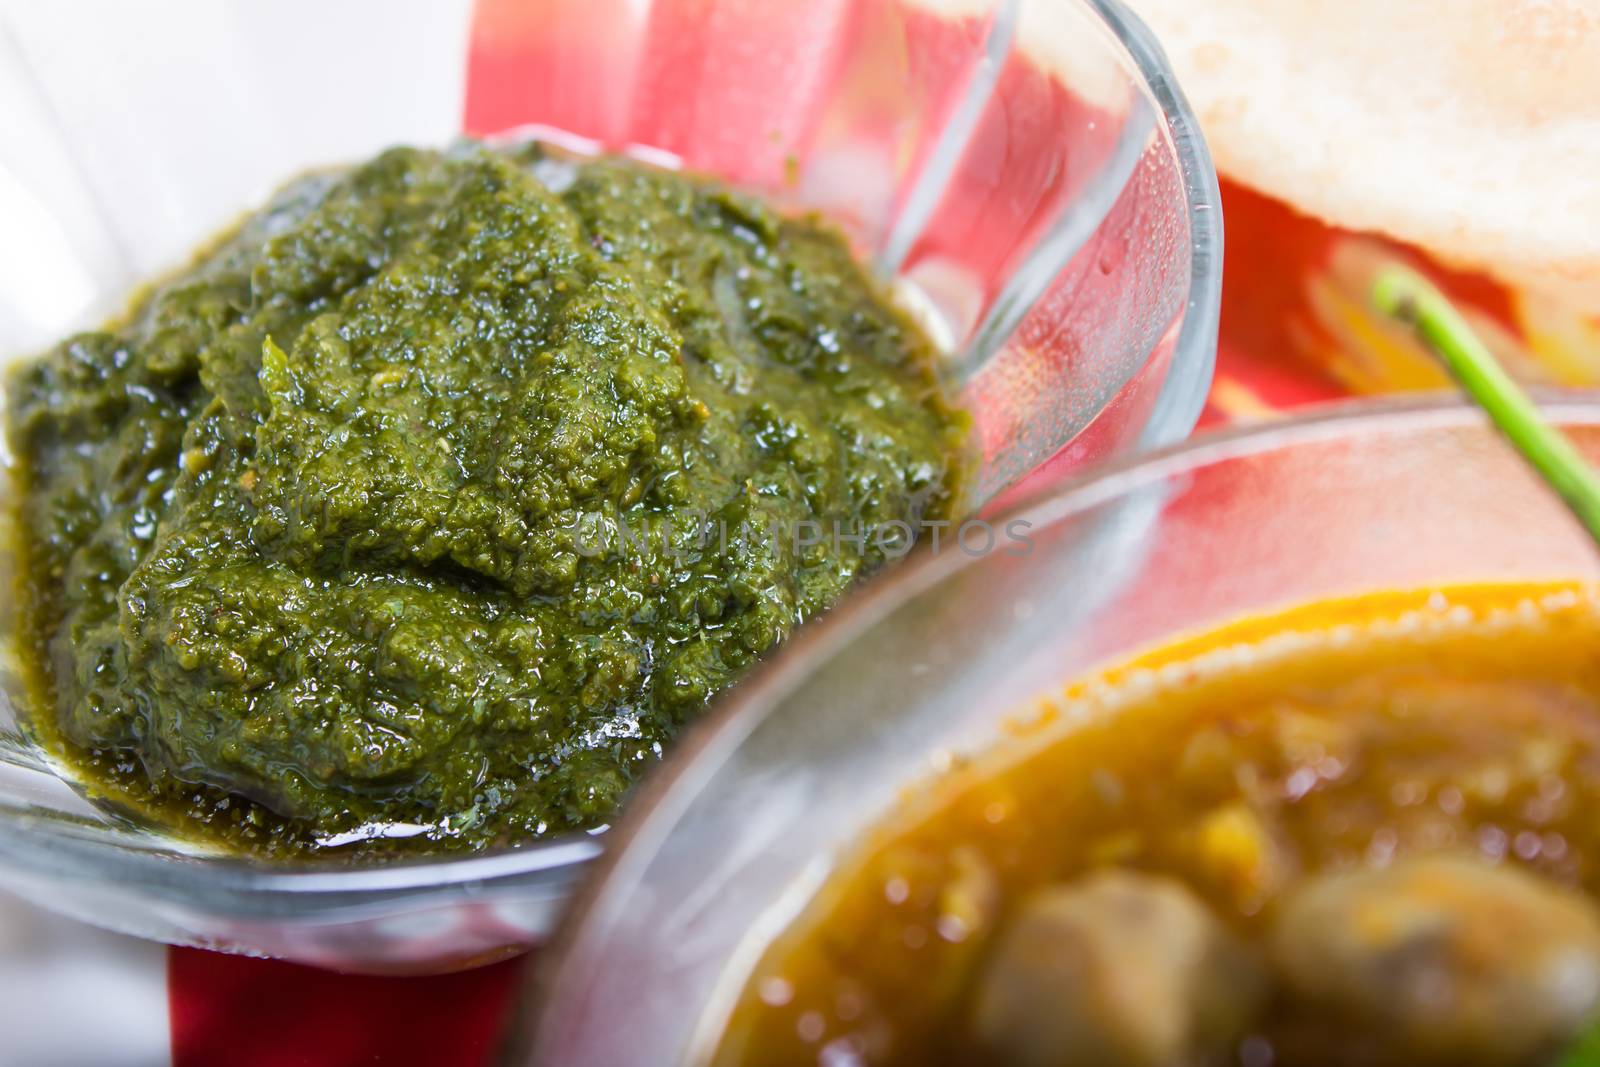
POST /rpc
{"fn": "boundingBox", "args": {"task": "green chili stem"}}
[1559,1023,1600,1067]
[1373,266,1600,549]
[1378,267,1600,1067]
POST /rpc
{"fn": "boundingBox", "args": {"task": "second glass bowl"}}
[522,395,1600,1064]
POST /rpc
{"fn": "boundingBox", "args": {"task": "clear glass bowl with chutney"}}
[0,0,1218,971]
[520,395,1600,1064]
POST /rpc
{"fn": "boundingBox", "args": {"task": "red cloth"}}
[167,949,525,1067]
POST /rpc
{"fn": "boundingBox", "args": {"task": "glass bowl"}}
[521,395,1600,1064]
[0,0,1218,971]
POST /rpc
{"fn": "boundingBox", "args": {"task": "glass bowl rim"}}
[0,0,1224,913]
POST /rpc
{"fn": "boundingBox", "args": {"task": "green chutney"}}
[5,142,967,857]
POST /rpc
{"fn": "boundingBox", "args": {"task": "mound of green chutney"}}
[6,143,966,856]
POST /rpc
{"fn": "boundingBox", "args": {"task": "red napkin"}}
[168,948,525,1067]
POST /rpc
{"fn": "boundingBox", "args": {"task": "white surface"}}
[0,0,475,354]
[0,890,169,1067]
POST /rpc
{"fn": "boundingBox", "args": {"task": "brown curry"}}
[713,583,1600,1066]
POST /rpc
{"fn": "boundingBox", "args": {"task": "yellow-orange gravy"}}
[711,583,1600,1067]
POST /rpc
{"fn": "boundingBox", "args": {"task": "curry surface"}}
[4,142,967,857]
[715,583,1600,1066]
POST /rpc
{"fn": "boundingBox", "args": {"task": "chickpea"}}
[1270,854,1600,1064]
[969,872,1265,1067]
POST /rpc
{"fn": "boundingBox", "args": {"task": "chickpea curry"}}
[714,583,1600,1067]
